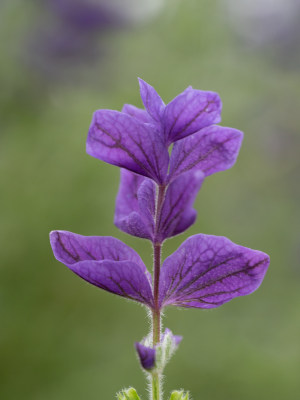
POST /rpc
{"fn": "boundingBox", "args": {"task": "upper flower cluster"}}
[87,79,243,241]
[50,79,269,313]
[87,79,242,185]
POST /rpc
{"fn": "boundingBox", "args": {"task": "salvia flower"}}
[87,79,243,240]
[87,79,242,186]
[50,78,270,400]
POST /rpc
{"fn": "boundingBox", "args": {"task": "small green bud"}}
[116,387,141,400]
[169,390,189,400]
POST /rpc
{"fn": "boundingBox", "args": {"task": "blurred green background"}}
[1,1,300,399]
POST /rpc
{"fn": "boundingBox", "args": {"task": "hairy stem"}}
[153,243,161,344]
[151,185,166,400]
[151,372,161,400]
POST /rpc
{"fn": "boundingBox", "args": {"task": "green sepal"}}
[169,390,190,400]
[156,329,181,372]
[116,387,142,400]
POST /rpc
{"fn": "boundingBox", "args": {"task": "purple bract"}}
[50,231,269,310]
[86,79,243,187]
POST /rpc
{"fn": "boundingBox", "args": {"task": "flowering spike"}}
[159,234,270,309]
[168,125,243,182]
[87,110,169,184]
[50,78,270,400]
[50,231,153,307]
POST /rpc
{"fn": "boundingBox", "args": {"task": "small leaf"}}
[117,387,141,400]
[169,390,189,400]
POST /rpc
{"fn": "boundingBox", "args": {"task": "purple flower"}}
[135,328,182,371]
[50,231,269,310]
[50,78,270,398]
[87,79,243,186]
[135,342,156,370]
[24,1,128,81]
[114,169,204,241]
[49,0,123,32]
[50,78,269,311]
[86,79,243,240]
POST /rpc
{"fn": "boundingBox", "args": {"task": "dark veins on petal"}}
[168,126,243,181]
[159,234,269,309]
[87,111,169,184]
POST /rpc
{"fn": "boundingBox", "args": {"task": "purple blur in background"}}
[25,0,166,81]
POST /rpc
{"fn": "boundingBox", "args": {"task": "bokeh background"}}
[1,0,300,399]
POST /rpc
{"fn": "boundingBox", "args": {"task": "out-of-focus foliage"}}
[1,1,299,400]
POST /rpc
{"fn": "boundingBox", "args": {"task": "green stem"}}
[152,244,161,345]
[151,373,161,400]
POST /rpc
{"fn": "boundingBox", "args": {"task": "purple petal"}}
[168,125,243,182]
[162,328,183,346]
[137,179,156,230]
[87,110,169,184]
[135,342,156,370]
[157,171,204,241]
[159,234,270,309]
[135,328,182,371]
[114,169,155,240]
[164,87,222,143]
[122,104,152,124]
[50,231,153,307]
[138,78,165,123]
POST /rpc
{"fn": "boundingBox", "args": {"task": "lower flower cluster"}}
[50,231,269,311]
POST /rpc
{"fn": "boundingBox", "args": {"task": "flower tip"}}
[137,77,147,87]
[49,230,58,244]
[174,335,183,346]
[135,341,156,371]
